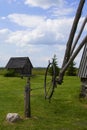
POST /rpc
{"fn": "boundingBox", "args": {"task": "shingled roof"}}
[78,43,87,78]
[6,57,33,69]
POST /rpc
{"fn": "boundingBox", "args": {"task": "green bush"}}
[4,69,17,77]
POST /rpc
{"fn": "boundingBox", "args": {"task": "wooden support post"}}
[24,77,31,118]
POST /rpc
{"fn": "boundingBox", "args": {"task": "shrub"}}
[4,69,18,77]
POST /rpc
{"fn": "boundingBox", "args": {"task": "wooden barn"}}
[6,57,33,76]
[78,43,87,97]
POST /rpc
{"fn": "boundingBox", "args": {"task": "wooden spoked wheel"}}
[44,62,56,99]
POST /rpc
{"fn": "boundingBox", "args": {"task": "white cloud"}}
[51,7,74,17]
[3,14,86,48]
[24,0,65,9]
[1,17,6,20]
[1,13,86,67]
[0,27,67,67]
[0,29,11,42]
[5,29,44,46]
[7,14,45,28]
[24,0,76,18]
[6,13,74,46]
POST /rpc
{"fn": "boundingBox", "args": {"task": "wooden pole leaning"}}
[58,0,85,84]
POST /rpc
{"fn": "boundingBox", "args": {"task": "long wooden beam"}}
[58,0,85,84]
[62,0,85,67]
[70,16,87,55]
[58,35,87,84]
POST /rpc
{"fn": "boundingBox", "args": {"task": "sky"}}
[0,0,87,67]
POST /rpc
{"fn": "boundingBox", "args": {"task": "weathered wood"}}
[79,78,87,98]
[58,36,87,84]
[58,0,86,84]
[24,77,31,118]
[6,57,33,76]
[62,0,85,67]
[71,16,87,55]
[78,43,87,78]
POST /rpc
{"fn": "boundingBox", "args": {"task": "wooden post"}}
[24,77,31,118]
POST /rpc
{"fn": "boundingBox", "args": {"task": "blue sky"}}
[0,0,87,67]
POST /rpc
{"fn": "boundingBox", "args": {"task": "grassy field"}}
[0,73,87,130]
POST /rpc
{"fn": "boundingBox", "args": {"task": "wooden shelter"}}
[6,57,33,76]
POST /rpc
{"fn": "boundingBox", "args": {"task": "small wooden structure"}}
[78,43,87,97]
[6,57,33,76]
[6,57,33,118]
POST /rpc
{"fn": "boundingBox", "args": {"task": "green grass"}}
[0,75,87,130]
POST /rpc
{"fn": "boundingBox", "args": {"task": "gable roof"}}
[6,57,33,69]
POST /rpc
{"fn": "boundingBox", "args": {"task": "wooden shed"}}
[6,57,33,76]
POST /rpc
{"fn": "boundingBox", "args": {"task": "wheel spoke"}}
[46,82,52,95]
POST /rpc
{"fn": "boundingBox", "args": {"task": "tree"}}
[49,54,59,77]
[66,61,76,76]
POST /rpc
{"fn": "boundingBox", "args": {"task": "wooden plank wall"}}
[78,43,87,78]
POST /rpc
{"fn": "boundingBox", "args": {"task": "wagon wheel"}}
[44,62,56,99]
